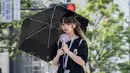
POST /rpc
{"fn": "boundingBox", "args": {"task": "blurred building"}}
[12,52,48,73]
[0,52,9,73]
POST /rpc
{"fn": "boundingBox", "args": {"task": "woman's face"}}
[61,23,76,34]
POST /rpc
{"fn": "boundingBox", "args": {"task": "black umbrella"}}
[18,6,89,62]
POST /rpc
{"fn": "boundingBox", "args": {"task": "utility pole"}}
[0,68,1,73]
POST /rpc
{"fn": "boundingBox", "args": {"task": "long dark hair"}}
[60,13,87,42]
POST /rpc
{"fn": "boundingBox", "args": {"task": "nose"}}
[63,24,68,28]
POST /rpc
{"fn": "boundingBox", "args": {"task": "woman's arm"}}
[66,50,85,67]
[52,49,64,66]
[61,43,86,67]
[52,54,60,66]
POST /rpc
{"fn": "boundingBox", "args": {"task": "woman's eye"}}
[61,23,71,26]
[67,23,71,25]
[62,24,65,25]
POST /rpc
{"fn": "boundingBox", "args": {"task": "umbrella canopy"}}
[18,6,89,62]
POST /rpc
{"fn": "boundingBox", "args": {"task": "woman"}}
[51,13,88,73]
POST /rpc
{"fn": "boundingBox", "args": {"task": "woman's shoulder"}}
[77,38,87,45]
[73,37,86,46]
[76,37,86,42]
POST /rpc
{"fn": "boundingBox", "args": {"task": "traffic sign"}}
[1,0,12,23]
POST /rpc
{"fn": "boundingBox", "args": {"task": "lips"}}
[64,29,68,31]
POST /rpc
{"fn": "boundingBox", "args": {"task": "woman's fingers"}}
[62,43,65,47]
[58,49,64,56]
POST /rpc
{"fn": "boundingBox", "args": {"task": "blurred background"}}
[0,0,130,73]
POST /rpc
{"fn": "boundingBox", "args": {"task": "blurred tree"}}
[0,0,55,57]
[77,0,130,73]
[117,62,130,73]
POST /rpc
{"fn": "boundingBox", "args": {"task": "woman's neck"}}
[67,32,76,40]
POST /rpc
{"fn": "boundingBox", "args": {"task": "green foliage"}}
[117,62,130,73]
[77,0,129,73]
[21,0,32,8]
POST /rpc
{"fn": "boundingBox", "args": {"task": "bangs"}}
[60,13,77,25]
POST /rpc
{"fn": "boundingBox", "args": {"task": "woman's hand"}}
[57,49,64,57]
[53,49,64,66]
[61,43,69,53]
